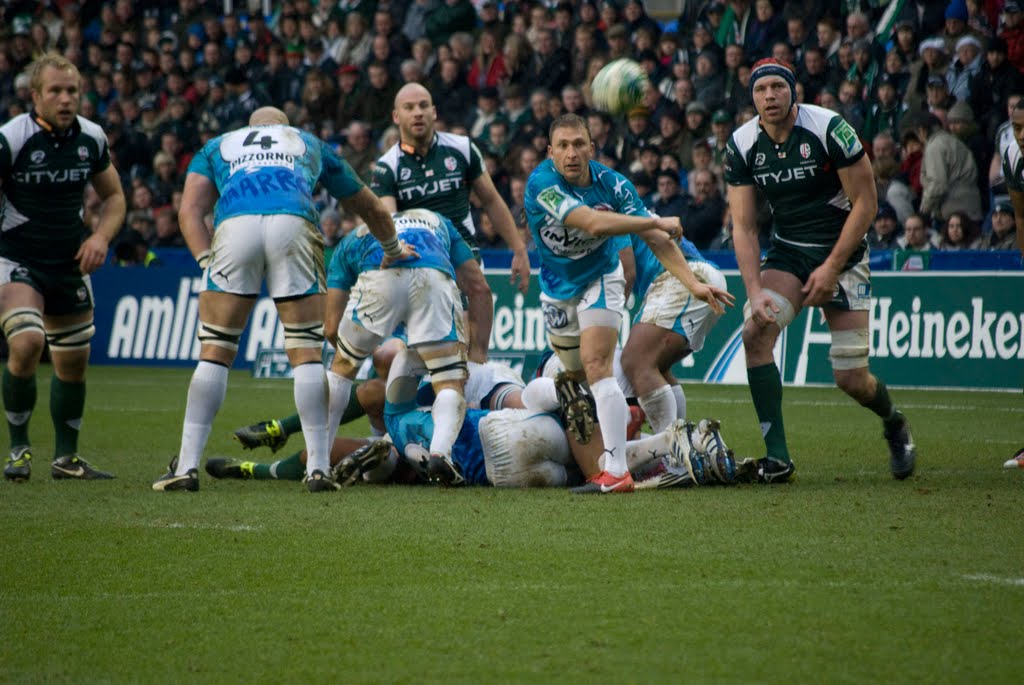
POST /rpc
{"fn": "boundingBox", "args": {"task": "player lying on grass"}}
[232,352,527,454]
[208,347,741,489]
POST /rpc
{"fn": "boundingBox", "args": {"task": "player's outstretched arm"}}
[640,228,733,315]
[77,164,126,274]
[179,172,218,267]
[802,156,876,307]
[563,205,681,238]
[340,187,417,266]
[472,173,531,294]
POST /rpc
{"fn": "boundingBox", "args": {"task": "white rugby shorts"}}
[206,214,325,299]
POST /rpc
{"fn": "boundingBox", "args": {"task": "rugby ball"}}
[591,59,650,115]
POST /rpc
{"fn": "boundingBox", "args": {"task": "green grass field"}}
[1,365,1021,684]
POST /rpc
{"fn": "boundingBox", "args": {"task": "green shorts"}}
[0,257,94,316]
[762,238,871,311]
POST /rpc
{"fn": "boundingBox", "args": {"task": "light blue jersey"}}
[383,405,489,486]
[188,124,363,227]
[629,234,708,300]
[327,209,475,291]
[525,159,649,299]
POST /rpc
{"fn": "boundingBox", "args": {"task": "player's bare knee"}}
[742,319,776,355]
[371,339,405,378]
[51,349,89,381]
[334,320,380,378]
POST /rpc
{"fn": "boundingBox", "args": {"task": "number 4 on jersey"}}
[243,130,277,150]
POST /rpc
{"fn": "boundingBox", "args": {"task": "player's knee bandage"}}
[45,318,95,351]
[480,410,571,487]
[420,343,468,383]
[548,334,582,372]
[830,328,870,370]
[1,308,44,341]
[742,288,796,329]
[335,319,379,367]
[283,321,324,349]
[197,322,243,352]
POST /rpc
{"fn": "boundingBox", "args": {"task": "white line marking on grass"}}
[702,398,1024,413]
[963,573,1024,587]
[142,521,263,532]
[90,407,178,413]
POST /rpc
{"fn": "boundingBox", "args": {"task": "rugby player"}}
[322,208,478,485]
[525,113,732,493]
[153,107,408,492]
[0,54,126,482]
[372,83,531,363]
[725,58,917,483]
[998,100,1024,257]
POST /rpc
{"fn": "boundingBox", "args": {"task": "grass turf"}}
[0,366,1020,684]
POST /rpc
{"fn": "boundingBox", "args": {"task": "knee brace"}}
[1,307,44,341]
[197,321,243,352]
[283,320,324,349]
[830,328,870,370]
[419,342,468,383]
[548,334,582,372]
[742,288,796,329]
[335,319,382,367]
[45,318,95,351]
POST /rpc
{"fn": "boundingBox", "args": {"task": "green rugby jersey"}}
[724,104,865,246]
[371,132,484,249]
[0,112,110,269]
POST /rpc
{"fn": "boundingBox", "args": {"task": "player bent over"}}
[153,107,407,493]
[725,59,917,483]
[324,208,474,485]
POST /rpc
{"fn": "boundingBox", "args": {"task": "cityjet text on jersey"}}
[753,165,819,185]
[397,177,463,201]
[14,168,91,184]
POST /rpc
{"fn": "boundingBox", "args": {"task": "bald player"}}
[153,107,411,492]
[372,83,532,363]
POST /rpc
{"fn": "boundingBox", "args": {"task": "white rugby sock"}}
[625,432,671,471]
[520,377,559,412]
[591,377,629,476]
[294,363,330,475]
[638,384,676,433]
[429,388,466,458]
[327,370,353,436]
[178,361,228,474]
[672,384,687,421]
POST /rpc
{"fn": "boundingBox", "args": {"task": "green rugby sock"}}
[3,367,35,448]
[864,380,896,421]
[50,376,85,457]
[253,452,305,480]
[279,414,302,436]
[747,363,791,462]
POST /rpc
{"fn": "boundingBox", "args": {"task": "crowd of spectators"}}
[1,0,1021,265]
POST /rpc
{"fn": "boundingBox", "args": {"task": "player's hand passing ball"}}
[380,240,419,268]
[691,282,735,316]
[76,233,110,275]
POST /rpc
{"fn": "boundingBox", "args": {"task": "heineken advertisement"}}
[485,270,1024,391]
[89,267,1023,390]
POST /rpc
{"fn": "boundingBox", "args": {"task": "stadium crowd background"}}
[2,0,1022,264]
